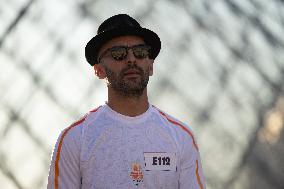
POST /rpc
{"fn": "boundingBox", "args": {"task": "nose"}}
[125,49,136,64]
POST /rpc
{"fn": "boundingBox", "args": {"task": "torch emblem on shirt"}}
[130,162,143,186]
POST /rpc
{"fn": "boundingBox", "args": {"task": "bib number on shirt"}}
[144,152,177,171]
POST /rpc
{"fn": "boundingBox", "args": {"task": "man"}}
[47,14,206,189]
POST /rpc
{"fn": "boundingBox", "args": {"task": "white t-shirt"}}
[47,104,206,189]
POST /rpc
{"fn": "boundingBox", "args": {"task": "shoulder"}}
[58,106,103,143]
[151,105,199,150]
[151,105,193,132]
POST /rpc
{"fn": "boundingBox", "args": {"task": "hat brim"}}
[85,27,161,65]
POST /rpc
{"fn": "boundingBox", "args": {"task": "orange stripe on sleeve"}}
[90,106,101,112]
[157,109,199,151]
[54,106,100,189]
[157,108,204,188]
[196,159,204,189]
[54,117,85,189]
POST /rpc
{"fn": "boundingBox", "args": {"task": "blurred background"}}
[0,0,284,188]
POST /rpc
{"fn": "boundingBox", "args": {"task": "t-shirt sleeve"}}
[47,126,82,189]
[179,129,206,189]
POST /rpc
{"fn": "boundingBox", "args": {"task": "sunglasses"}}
[98,44,151,63]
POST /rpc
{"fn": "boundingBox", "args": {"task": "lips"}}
[123,69,141,76]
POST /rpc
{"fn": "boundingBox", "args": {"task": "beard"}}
[103,64,150,98]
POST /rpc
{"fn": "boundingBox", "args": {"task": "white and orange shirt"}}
[47,104,206,189]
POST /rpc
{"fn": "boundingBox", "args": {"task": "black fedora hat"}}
[85,14,161,66]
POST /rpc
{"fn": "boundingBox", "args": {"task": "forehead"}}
[99,36,145,53]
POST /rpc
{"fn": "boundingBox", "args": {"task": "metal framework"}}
[0,0,283,188]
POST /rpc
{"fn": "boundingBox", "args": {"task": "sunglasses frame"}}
[97,44,151,63]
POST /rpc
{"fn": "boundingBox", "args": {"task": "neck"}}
[107,88,149,117]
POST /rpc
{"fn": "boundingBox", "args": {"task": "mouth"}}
[123,69,141,77]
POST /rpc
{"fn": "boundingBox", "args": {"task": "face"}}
[94,36,154,97]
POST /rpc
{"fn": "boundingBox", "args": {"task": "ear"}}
[93,64,106,79]
[148,59,154,76]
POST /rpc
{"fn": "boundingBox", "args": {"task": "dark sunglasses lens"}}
[110,47,127,61]
[133,46,151,59]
